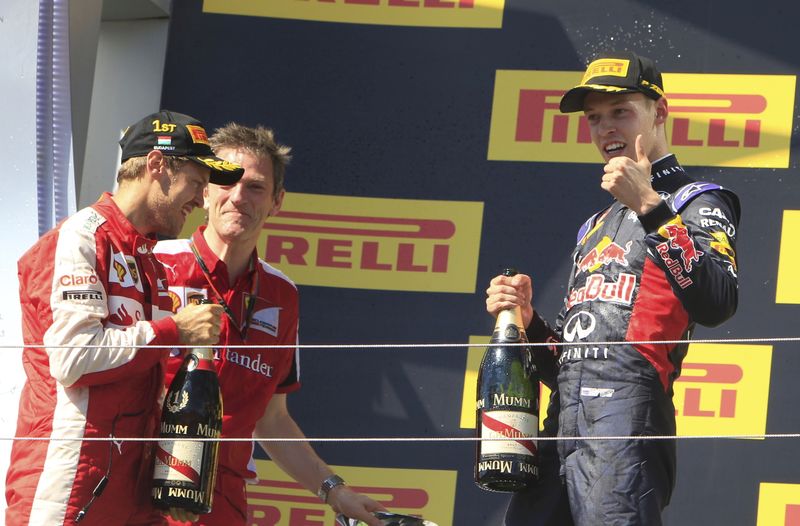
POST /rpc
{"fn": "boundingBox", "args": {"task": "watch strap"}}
[318,474,346,503]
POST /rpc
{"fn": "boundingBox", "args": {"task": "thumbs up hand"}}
[601,134,663,215]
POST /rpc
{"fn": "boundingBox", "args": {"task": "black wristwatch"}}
[318,474,346,503]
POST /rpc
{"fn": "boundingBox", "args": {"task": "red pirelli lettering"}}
[666,117,763,148]
[362,241,392,270]
[786,504,800,525]
[669,94,767,148]
[676,364,743,418]
[266,236,309,265]
[679,387,737,418]
[515,89,562,142]
[247,478,429,508]
[514,89,767,148]
[708,119,739,147]
[668,94,767,114]
[265,235,449,273]
[743,119,761,147]
[265,212,455,239]
[397,243,427,272]
[247,503,281,526]
[432,244,449,272]
[672,119,703,146]
[677,363,743,384]
[424,0,457,7]
[245,504,326,526]
[682,388,714,417]
[291,508,324,525]
[720,389,736,418]
[317,239,352,268]
[551,114,569,143]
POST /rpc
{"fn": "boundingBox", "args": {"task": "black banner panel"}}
[161,1,800,524]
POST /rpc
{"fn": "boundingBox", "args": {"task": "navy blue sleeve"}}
[525,311,560,389]
[640,191,740,327]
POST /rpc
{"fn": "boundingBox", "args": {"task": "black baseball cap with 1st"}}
[559,51,664,113]
[119,110,244,185]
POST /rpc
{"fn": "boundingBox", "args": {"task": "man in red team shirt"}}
[154,123,384,525]
[6,110,239,525]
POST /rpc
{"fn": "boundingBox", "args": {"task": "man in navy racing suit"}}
[486,52,740,526]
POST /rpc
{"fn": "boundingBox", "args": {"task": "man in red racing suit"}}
[5,110,241,525]
[154,123,384,526]
[155,226,303,523]
[487,53,740,526]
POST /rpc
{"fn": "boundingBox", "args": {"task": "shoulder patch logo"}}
[81,210,106,233]
[251,307,281,337]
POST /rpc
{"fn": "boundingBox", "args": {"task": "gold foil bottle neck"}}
[190,347,214,361]
[495,306,525,332]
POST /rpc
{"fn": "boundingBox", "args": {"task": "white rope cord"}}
[2,336,797,444]
[3,434,800,443]
[2,335,800,350]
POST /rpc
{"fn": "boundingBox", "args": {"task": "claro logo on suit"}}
[203,0,505,28]
[487,70,796,168]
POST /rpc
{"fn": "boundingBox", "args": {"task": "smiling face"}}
[204,147,284,248]
[583,91,668,163]
[151,159,209,237]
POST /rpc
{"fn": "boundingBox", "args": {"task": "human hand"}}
[601,134,662,215]
[328,485,386,526]
[485,272,534,328]
[173,302,223,346]
[164,507,199,523]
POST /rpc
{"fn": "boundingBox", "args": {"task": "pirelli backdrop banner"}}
[162,1,800,524]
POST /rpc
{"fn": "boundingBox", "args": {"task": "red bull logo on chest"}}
[575,236,632,276]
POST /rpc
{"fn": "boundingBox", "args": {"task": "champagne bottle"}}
[475,269,539,492]
[152,344,223,514]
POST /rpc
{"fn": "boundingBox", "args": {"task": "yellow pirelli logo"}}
[580,58,629,84]
[270,193,482,292]
[487,70,796,168]
[459,341,772,438]
[247,460,456,525]
[757,483,800,526]
[203,0,505,28]
[776,210,800,304]
[181,193,483,293]
[259,193,483,292]
[674,343,772,437]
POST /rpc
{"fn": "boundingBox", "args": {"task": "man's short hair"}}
[209,123,292,195]
[116,155,190,183]
[119,110,243,184]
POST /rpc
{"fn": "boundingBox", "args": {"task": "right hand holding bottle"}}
[328,485,385,526]
[485,272,534,328]
[164,507,199,523]
[173,302,223,346]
